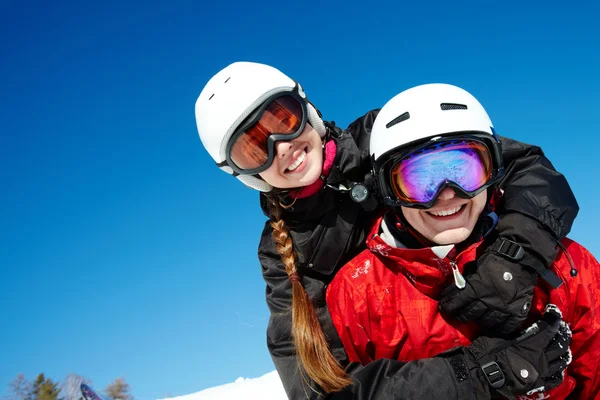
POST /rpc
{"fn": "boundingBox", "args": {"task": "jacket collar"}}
[367,215,483,297]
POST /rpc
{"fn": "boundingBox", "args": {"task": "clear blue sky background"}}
[1,1,599,399]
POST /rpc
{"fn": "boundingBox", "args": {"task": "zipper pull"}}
[450,261,466,289]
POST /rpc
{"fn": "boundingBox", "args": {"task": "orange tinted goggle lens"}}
[230,95,303,170]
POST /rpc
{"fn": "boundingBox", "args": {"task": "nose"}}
[275,140,293,159]
[437,187,457,200]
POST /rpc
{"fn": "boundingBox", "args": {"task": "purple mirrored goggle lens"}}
[391,140,493,204]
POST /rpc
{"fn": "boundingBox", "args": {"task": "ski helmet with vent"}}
[195,62,326,192]
[370,83,505,208]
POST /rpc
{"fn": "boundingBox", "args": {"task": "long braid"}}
[266,193,352,393]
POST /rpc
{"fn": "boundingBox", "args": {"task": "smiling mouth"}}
[285,146,308,173]
[426,204,466,218]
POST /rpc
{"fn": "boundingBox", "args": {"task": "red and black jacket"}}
[327,216,600,399]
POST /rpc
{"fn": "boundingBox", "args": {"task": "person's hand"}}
[439,237,538,335]
[466,305,572,397]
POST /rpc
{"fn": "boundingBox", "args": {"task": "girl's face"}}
[401,187,487,245]
[258,123,323,189]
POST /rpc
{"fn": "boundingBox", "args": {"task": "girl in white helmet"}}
[327,84,599,399]
[195,63,579,398]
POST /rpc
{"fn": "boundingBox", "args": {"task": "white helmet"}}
[371,83,498,162]
[195,62,326,192]
[370,83,504,207]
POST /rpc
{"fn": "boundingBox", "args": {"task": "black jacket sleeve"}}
[496,135,579,266]
[498,135,578,241]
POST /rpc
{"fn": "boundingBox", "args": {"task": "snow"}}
[158,371,287,400]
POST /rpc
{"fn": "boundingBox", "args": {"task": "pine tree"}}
[104,378,132,400]
[29,375,45,400]
[30,374,62,400]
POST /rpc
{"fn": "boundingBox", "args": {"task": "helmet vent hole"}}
[224,77,231,83]
[441,103,467,110]
[209,94,215,100]
[386,112,410,128]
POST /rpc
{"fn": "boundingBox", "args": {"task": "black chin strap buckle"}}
[492,239,563,289]
[494,239,525,261]
[481,361,506,389]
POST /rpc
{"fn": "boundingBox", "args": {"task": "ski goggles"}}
[379,137,502,208]
[222,85,308,175]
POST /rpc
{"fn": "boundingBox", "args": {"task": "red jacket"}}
[326,216,600,399]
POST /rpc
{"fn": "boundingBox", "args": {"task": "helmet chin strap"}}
[458,190,499,252]
[236,174,273,192]
[306,102,326,137]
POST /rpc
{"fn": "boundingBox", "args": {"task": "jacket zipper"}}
[449,260,466,289]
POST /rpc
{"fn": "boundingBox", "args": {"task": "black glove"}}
[439,213,563,336]
[439,237,538,335]
[464,305,572,398]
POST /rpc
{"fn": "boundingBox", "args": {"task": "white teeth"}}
[287,150,306,172]
[429,206,462,217]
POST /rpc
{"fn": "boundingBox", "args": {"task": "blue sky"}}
[1,1,599,399]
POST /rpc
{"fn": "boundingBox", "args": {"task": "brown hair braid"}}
[266,193,352,393]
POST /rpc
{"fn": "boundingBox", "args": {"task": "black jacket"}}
[258,110,578,399]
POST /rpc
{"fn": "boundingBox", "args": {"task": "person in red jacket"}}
[327,83,599,399]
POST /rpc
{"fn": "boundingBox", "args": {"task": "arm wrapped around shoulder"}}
[439,213,561,335]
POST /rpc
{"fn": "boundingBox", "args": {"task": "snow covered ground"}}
[159,371,286,400]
